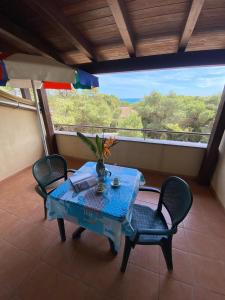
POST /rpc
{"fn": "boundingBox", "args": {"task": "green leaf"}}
[95,135,103,158]
[77,132,97,157]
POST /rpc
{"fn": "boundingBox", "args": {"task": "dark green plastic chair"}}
[32,154,76,219]
[121,176,193,273]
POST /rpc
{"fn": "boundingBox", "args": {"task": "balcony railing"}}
[54,124,210,144]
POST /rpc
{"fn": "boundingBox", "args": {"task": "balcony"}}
[1,0,225,299]
[1,78,225,300]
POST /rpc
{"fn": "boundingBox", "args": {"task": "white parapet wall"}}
[211,132,225,209]
[0,104,43,181]
[55,131,207,177]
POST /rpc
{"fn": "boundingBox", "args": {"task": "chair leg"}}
[120,237,132,273]
[161,237,173,271]
[72,226,86,240]
[57,218,66,242]
[108,238,118,256]
[44,199,47,219]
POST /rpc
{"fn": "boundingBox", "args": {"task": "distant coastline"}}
[120,98,141,104]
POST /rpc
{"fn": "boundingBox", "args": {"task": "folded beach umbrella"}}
[3,53,75,83]
[0,61,8,86]
[2,53,99,90]
[73,69,99,89]
[43,81,72,90]
[8,79,42,89]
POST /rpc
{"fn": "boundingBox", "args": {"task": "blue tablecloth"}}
[46,162,145,250]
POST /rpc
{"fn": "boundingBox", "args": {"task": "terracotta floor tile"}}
[75,259,159,300]
[129,244,160,273]
[159,276,193,300]
[0,285,12,300]
[74,248,124,293]
[184,212,225,240]
[9,296,22,300]
[44,233,158,300]
[107,264,159,300]
[189,199,206,217]
[172,228,188,251]
[41,238,84,279]
[0,163,225,299]
[185,229,225,262]
[3,220,58,258]
[0,239,37,293]
[190,254,225,294]
[0,210,21,240]
[201,200,225,222]
[1,196,40,220]
[209,219,225,240]
[15,262,97,300]
[42,231,116,280]
[193,287,225,300]
[20,203,77,236]
[23,204,63,233]
[159,249,194,285]
[183,213,213,235]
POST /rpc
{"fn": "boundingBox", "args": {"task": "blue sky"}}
[97,66,225,99]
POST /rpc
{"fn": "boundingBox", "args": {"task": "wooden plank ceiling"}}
[0,0,225,71]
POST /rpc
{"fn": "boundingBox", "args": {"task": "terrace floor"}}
[0,159,225,300]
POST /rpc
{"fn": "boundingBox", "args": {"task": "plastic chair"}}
[120,176,193,273]
[32,154,76,219]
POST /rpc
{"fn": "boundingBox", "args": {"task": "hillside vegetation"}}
[48,89,220,143]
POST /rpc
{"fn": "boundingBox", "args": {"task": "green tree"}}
[118,112,143,137]
[135,91,220,142]
[48,88,220,143]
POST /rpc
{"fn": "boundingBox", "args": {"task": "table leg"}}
[108,238,118,256]
[72,226,86,240]
[57,218,66,242]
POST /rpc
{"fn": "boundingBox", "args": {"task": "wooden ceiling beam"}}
[0,13,62,61]
[25,0,96,61]
[76,49,225,74]
[178,0,205,52]
[107,0,135,57]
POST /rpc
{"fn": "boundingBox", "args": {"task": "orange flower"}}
[100,136,117,159]
[104,137,116,148]
[103,147,111,158]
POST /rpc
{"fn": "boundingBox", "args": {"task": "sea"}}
[120,98,141,104]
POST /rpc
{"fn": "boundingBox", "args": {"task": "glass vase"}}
[96,159,105,178]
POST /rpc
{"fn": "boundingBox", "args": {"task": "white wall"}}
[55,132,206,177]
[212,132,225,209]
[0,105,43,181]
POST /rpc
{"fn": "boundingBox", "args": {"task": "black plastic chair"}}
[32,154,76,219]
[121,176,193,273]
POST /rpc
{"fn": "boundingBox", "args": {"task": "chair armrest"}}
[35,185,47,199]
[139,186,160,193]
[67,169,77,174]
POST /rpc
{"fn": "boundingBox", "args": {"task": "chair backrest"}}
[157,176,193,228]
[32,154,67,190]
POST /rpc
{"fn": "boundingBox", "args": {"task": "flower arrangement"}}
[77,132,118,177]
[77,132,118,160]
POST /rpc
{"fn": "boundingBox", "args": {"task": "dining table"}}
[46,161,145,253]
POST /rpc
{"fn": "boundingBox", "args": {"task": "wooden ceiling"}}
[0,0,225,72]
